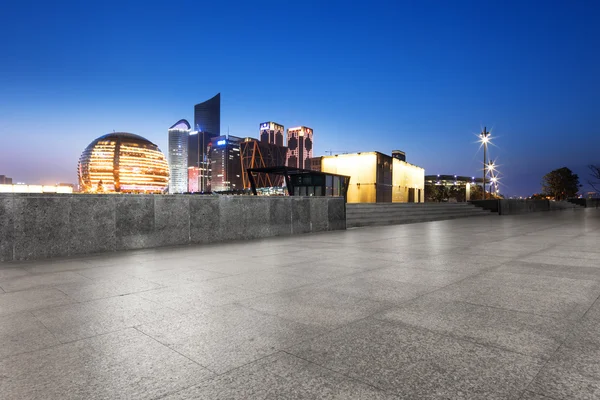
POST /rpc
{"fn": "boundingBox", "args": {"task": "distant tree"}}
[424,184,438,202]
[529,193,547,200]
[468,184,497,200]
[449,185,466,202]
[589,165,600,192]
[425,184,450,202]
[541,167,580,200]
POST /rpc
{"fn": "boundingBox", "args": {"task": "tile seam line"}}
[370,314,551,362]
[132,326,217,374]
[0,325,136,362]
[279,349,398,395]
[520,290,600,396]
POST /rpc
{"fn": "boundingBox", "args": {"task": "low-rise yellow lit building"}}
[311,151,424,203]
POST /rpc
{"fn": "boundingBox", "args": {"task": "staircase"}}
[346,202,493,228]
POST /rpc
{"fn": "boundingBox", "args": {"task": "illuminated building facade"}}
[260,122,284,147]
[0,184,73,194]
[78,132,169,193]
[208,135,243,192]
[240,138,288,189]
[188,131,216,192]
[286,126,313,169]
[314,151,424,203]
[194,93,220,135]
[425,175,485,202]
[168,119,190,194]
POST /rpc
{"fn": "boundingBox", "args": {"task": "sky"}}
[1,0,599,197]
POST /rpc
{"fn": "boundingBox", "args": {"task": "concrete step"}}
[348,212,492,228]
[348,209,490,220]
[346,202,493,228]
[347,203,474,208]
[348,207,490,215]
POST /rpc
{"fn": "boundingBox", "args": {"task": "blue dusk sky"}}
[1,0,598,196]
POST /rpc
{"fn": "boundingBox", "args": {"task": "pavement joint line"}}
[279,349,397,395]
[132,326,218,374]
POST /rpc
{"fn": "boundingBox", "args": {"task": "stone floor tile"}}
[518,254,599,268]
[127,267,228,286]
[0,312,60,359]
[21,259,95,274]
[429,271,600,320]
[136,280,261,312]
[541,247,600,261]
[278,263,365,280]
[0,271,91,292]
[161,351,398,399]
[288,318,544,399]
[54,276,163,302]
[0,328,214,400]
[375,296,572,359]
[527,343,600,400]
[316,274,436,305]
[360,265,471,287]
[0,267,30,280]
[189,259,288,276]
[32,294,179,342]
[0,288,74,316]
[239,287,390,329]
[137,304,325,373]
[208,269,321,294]
[495,260,600,281]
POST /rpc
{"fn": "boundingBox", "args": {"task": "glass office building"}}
[78,132,169,193]
[168,119,190,194]
[208,135,243,192]
[194,93,220,135]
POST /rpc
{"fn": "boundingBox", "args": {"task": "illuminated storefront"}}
[314,152,424,203]
[78,132,169,193]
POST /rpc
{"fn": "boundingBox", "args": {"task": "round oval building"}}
[78,132,169,193]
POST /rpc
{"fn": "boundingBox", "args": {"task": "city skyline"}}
[1,1,599,197]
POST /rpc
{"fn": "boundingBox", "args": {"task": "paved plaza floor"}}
[1,209,600,399]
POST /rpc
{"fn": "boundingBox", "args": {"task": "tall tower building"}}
[259,122,284,147]
[286,126,313,169]
[194,93,220,135]
[167,119,190,194]
[189,93,221,192]
[208,135,243,192]
[188,131,214,193]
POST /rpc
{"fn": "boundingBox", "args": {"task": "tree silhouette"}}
[541,167,580,200]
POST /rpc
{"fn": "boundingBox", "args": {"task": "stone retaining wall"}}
[470,199,582,215]
[0,194,346,261]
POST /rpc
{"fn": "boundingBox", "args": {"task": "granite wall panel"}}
[68,195,116,256]
[12,196,71,260]
[0,194,346,261]
[0,197,14,261]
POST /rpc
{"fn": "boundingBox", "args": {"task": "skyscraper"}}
[208,135,243,192]
[188,131,214,192]
[194,93,220,135]
[208,136,244,192]
[189,93,221,192]
[167,119,190,194]
[286,126,313,169]
[259,122,284,147]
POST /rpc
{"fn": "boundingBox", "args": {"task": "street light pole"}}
[481,127,489,200]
